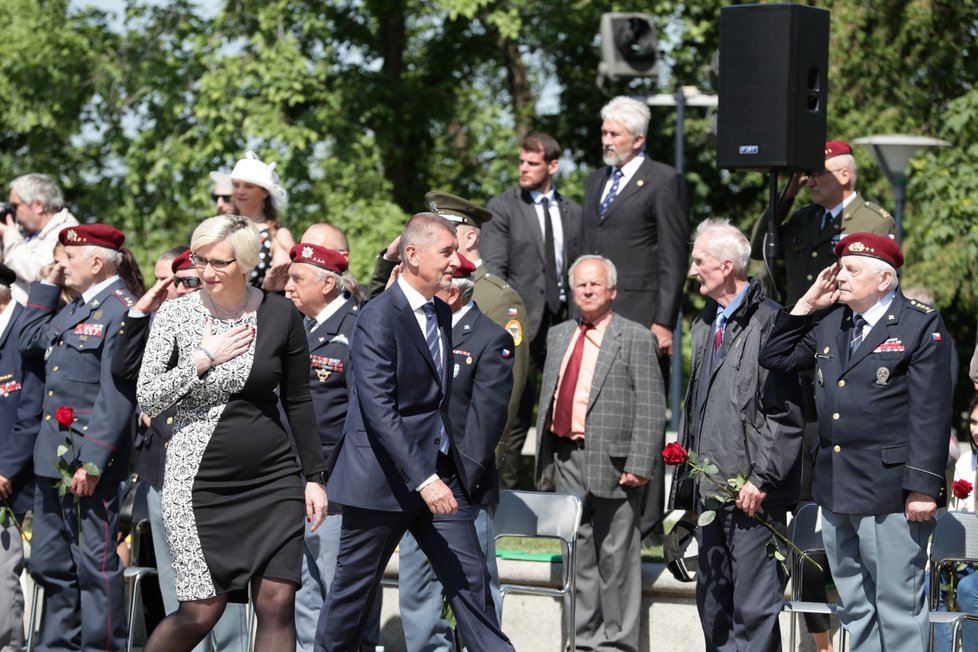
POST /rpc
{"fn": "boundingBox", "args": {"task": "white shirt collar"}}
[827,192,858,218]
[451,301,474,327]
[397,275,430,312]
[858,289,897,329]
[82,275,121,305]
[312,293,349,326]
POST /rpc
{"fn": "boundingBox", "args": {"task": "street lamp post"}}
[852,135,949,243]
[646,87,718,432]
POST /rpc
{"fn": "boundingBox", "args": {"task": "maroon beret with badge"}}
[452,253,477,278]
[834,232,903,269]
[289,243,349,274]
[59,224,125,250]
[824,140,853,159]
[171,250,195,273]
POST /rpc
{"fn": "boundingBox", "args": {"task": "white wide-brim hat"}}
[230,151,289,208]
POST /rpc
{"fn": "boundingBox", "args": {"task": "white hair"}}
[569,255,618,289]
[861,256,899,291]
[600,96,650,139]
[694,218,751,278]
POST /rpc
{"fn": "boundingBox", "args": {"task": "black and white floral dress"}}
[137,291,324,602]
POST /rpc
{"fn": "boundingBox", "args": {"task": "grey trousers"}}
[822,509,933,652]
[554,439,642,652]
[0,519,24,652]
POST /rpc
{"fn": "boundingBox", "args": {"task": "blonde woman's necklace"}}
[208,290,250,320]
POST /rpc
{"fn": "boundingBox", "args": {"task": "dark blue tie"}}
[422,303,443,381]
[599,168,624,219]
[422,302,449,454]
[850,314,867,354]
[304,316,317,333]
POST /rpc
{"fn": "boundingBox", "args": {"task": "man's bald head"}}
[301,223,349,253]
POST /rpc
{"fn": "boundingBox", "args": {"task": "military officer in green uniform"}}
[366,192,529,474]
[751,139,895,305]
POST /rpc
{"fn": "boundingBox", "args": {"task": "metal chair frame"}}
[928,510,978,651]
[782,503,848,650]
[492,490,583,652]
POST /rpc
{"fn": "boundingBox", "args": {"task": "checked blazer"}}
[535,312,665,499]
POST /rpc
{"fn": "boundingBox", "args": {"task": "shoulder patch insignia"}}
[505,319,523,346]
[907,299,935,314]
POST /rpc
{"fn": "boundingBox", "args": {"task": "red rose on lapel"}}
[55,406,75,428]
[953,479,973,500]
[662,442,689,466]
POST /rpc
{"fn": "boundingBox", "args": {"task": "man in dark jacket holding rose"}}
[673,218,803,651]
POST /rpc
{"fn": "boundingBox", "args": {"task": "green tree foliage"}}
[2,0,977,408]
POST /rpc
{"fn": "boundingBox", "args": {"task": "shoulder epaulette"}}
[907,299,935,314]
[111,288,135,308]
[862,201,893,220]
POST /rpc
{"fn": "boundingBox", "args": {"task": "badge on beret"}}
[65,229,80,242]
[302,246,313,258]
[506,319,523,346]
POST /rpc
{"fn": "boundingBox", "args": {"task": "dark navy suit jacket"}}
[759,292,951,514]
[447,305,514,506]
[326,281,456,512]
[0,303,45,514]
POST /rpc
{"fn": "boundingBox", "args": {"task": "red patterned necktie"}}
[552,322,593,436]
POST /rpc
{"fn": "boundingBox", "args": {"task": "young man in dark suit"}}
[481,132,582,489]
[314,213,514,652]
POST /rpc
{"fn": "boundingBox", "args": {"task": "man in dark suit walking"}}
[535,255,665,652]
[398,253,515,650]
[314,213,514,652]
[482,132,582,489]
[760,233,950,652]
[0,263,45,651]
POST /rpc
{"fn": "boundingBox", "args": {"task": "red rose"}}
[662,442,689,466]
[54,406,75,428]
[953,479,973,500]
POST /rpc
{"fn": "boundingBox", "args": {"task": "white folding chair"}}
[929,510,978,650]
[493,490,582,652]
[782,503,848,650]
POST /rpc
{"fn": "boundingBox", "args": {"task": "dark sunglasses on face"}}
[212,194,233,203]
[173,276,203,288]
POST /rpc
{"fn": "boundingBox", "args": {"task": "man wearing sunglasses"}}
[209,171,236,216]
[111,247,250,652]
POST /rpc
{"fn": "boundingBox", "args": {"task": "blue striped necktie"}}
[599,168,624,219]
[421,302,449,454]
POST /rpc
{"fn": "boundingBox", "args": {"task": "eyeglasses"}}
[190,254,236,269]
[212,194,233,203]
[172,276,203,288]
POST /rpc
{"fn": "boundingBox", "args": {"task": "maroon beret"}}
[171,250,195,273]
[59,224,125,250]
[453,253,477,278]
[289,243,348,274]
[824,140,852,159]
[834,232,903,269]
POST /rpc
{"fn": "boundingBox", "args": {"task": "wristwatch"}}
[307,471,328,485]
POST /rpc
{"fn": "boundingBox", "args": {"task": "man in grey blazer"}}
[535,255,665,652]
[482,132,582,489]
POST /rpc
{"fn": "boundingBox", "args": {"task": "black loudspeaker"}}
[716,4,830,171]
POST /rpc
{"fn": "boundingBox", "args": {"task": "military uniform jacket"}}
[447,305,514,506]
[19,279,136,481]
[751,193,895,304]
[0,303,45,513]
[535,312,665,499]
[307,296,358,471]
[758,292,951,514]
[110,312,174,489]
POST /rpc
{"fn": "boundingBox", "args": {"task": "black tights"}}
[143,577,297,652]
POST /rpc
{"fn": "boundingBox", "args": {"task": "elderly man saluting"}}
[760,233,951,652]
